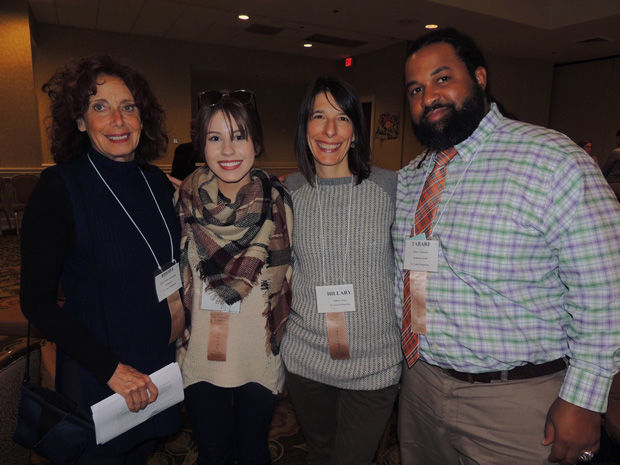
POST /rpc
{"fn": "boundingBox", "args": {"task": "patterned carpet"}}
[0,235,20,304]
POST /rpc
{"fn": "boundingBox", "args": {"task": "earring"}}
[351,140,356,149]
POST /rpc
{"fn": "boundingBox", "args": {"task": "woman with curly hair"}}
[20,55,182,464]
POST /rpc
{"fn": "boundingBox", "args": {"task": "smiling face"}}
[306,91,355,178]
[204,110,256,201]
[405,42,488,150]
[76,74,142,162]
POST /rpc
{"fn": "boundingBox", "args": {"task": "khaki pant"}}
[399,360,565,465]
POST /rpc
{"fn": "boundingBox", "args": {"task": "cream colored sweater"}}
[178,238,285,394]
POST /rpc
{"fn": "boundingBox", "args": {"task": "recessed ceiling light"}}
[304,43,313,48]
[238,14,250,21]
[425,24,439,29]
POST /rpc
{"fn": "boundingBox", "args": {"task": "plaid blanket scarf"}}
[177,167,292,354]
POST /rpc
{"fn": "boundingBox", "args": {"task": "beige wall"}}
[0,0,41,169]
[486,54,554,126]
[549,57,620,166]
[190,51,340,175]
[353,46,556,169]
[29,23,342,173]
[190,72,307,176]
[32,23,192,167]
[342,42,415,171]
[3,8,611,177]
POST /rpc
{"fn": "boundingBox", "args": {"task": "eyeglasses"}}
[197,89,256,108]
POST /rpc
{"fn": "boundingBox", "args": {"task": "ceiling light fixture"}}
[304,43,313,48]
[238,14,250,21]
[425,24,439,29]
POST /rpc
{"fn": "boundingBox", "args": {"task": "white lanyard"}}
[412,151,476,237]
[88,154,174,270]
[315,175,354,285]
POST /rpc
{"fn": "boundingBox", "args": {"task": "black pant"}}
[184,381,276,465]
[285,370,398,465]
[75,440,157,465]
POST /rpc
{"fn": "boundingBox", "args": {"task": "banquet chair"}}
[10,174,39,237]
[0,335,41,465]
[0,178,14,234]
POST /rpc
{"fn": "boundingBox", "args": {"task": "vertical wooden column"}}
[0,0,42,169]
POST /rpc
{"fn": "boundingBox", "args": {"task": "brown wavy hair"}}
[42,55,167,164]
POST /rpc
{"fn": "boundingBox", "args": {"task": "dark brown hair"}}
[406,28,491,100]
[42,55,167,164]
[294,76,370,185]
[195,96,264,161]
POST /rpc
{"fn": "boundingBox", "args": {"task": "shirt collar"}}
[417,102,502,169]
[454,102,502,162]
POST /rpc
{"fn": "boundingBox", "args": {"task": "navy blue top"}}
[20,148,181,454]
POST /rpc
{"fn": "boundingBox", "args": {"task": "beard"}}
[412,82,487,151]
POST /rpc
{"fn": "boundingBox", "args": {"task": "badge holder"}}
[403,152,477,334]
[316,284,355,360]
[89,154,185,345]
[154,261,185,343]
[207,312,230,361]
[403,233,438,334]
[201,283,242,361]
[314,177,356,360]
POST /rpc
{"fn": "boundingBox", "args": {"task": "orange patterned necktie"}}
[402,147,458,367]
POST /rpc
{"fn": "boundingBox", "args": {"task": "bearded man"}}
[393,28,620,465]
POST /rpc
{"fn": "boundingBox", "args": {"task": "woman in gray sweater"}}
[281,77,402,465]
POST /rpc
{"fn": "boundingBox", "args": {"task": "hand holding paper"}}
[92,362,184,445]
[107,362,158,412]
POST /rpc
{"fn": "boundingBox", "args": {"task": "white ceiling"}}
[28,0,620,63]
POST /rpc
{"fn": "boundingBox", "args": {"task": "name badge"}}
[315,284,356,313]
[404,233,439,272]
[154,261,182,302]
[201,283,241,313]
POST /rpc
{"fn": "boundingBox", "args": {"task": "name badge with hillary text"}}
[315,284,356,313]
[404,233,439,272]
[201,283,241,313]
[154,261,182,302]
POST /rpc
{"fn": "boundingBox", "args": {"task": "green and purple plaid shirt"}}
[394,103,620,412]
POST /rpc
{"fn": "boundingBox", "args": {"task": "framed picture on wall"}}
[375,112,400,140]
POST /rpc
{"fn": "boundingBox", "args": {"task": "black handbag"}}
[12,325,95,465]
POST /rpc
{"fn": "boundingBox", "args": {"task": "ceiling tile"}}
[28,0,58,24]
[97,0,145,33]
[25,0,620,62]
[131,0,183,36]
[55,0,99,29]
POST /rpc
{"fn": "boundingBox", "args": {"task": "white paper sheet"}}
[91,362,184,445]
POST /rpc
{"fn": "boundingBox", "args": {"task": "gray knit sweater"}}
[281,168,402,390]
